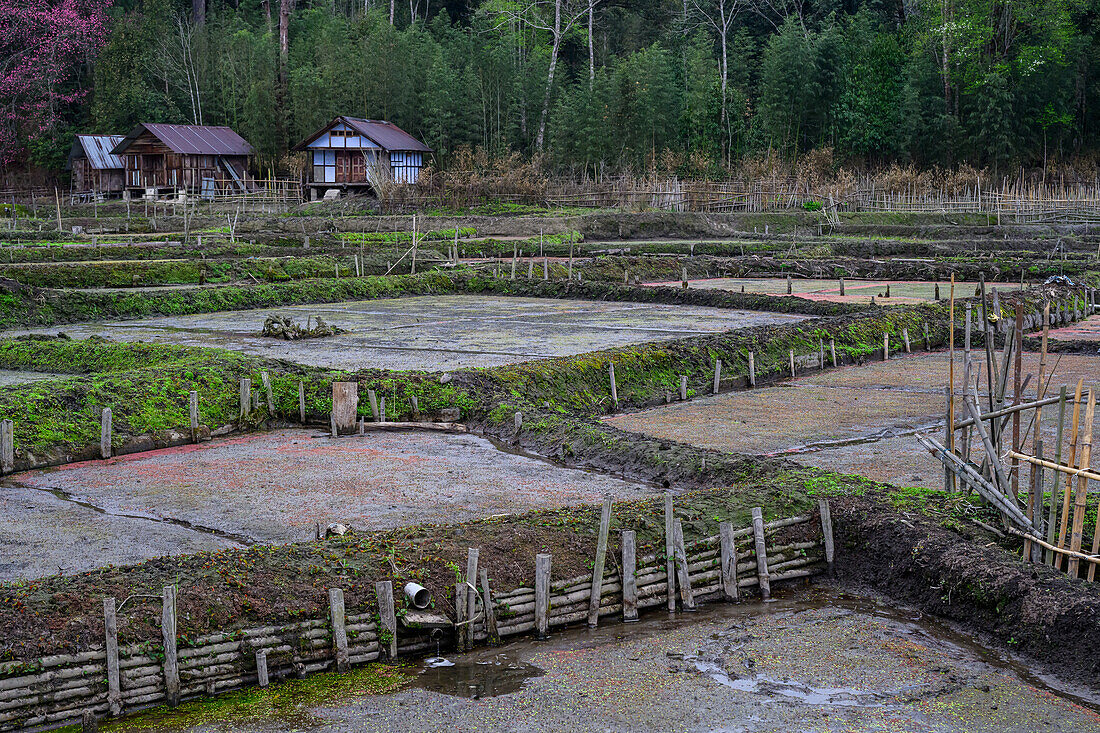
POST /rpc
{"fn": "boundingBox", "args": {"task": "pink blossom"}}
[0,0,112,164]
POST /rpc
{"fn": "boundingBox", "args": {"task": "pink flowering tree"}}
[0,0,112,165]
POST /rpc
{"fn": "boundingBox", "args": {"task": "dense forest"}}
[2,0,1098,179]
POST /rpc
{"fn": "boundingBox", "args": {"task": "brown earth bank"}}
[834,493,1100,689]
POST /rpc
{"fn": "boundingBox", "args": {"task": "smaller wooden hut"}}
[111,123,255,197]
[66,135,125,197]
[293,117,431,199]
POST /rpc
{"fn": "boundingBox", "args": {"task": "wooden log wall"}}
[0,510,828,731]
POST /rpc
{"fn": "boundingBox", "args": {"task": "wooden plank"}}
[587,499,612,627]
[673,520,696,611]
[375,581,397,658]
[719,521,738,601]
[239,378,250,419]
[818,499,835,577]
[1067,389,1095,578]
[162,585,180,707]
[103,598,121,716]
[331,382,359,435]
[367,388,379,421]
[535,553,551,638]
[255,650,269,688]
[0,418,12,474]
[465,548,479,649]
[621,530,638,622]
[1055,379,1085,570]
[298,381,306,423]
[479,568,499,643]
[752,508,771,600]
[100,408,112,460]
[328,588,349,672]
[664,494,676,612]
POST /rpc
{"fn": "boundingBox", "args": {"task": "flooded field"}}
[607,350,1100,490]
[1041,314,1100,342]
[7,295,809,371]
[646,277,1022,306]
[103,588,1100,733]
[1,429,655,582]
[0,369,67,386]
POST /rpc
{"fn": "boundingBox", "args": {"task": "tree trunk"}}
[588,0,595,85]
[278,0,295,151]
[193,0,205,26]
[390,0,395,24]
[535,0,563,150]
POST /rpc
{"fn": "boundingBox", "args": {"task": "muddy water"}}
[7,295,809,371]
[100,587,1100,732]
[647,277,1023,306]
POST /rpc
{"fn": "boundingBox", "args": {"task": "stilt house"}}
[110,123,255,197]
[293,117,431,198]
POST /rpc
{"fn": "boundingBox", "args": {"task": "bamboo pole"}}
[1067,389,1095,578]
[1055,379,1085,571]
[1045,387,1068,564]
[947,275,956,492]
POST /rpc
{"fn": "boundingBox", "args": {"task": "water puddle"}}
[694,659,887,707]
[415,651,542,699]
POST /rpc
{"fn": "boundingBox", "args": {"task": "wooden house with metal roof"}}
[66,135,125,197]
[110,123,255,197]
[293,117,431,198]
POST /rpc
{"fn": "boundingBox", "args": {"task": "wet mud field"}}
[646,277,1022,306]
[7,295,808,371]
[606,350,1100,491]
[99,587,1100,733]
[0,429,656,582]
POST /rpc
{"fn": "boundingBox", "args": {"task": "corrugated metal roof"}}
[343,118,431,152]
[293,117,431,153]
[69,135,125,170]
[112,123,254,156]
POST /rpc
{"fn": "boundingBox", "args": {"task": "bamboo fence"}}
[0,508,830,731]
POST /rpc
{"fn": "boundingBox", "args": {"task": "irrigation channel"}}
[81,588,1100,733]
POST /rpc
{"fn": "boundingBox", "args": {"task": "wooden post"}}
[527,260,533,278]
[298,381,306,423]
[713,359,722,394]
[680,375,688,401]
[839,277,845,295]
[379,396,385,423]
[664,494,676,612]
[818,499,835,577]
[587,499,612,627]
[103,598,121,716]
[747,351,755,387]
[411,394,420,421]
[514,412,522,433]
[673,520,696,611]
[1067,389,1095,578]
[788,349,795,378]
[188,391,199,443]
[1028,441,1045,563]
[455,583,467,651]
[682,266,689,289]
[829,339,837,367]
[82,711,97,733]
[535,553,551,638]
[240,378,251,419]
[261,371,274,413]
[719,521,738,601]
[375,581,398,658]
[255,650,269,688]
[162,585,180,707]
[786,274,792,294]
[367,389,379,421]
[543,257,548,280]
[0,418,12,474]
[1012,304,1023,501]
[1046,386,1069,564]
[903,328,911,353]
[479,568,499,643]
[609,363,618,408]
[100,408,112,459]
[328,588,349,672]
[465,548,479,649]
[883,333,889,361]
[751,508,771,600]
[621,530,638,622]
[924,322,931,350]
[819,339,825,370]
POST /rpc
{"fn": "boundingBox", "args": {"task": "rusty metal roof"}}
[293,117,431,153]
[67,135,125,170]
[111,123,254,156]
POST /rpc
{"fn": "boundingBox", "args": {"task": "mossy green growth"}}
[70,663,411,732]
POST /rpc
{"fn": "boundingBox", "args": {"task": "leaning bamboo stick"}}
[1067,389,1095,578]
[1055,379,1085,571]
[1006,451,1100,483]
[1004,526,1100,566]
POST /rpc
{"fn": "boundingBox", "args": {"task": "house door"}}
[336,152,351,183]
